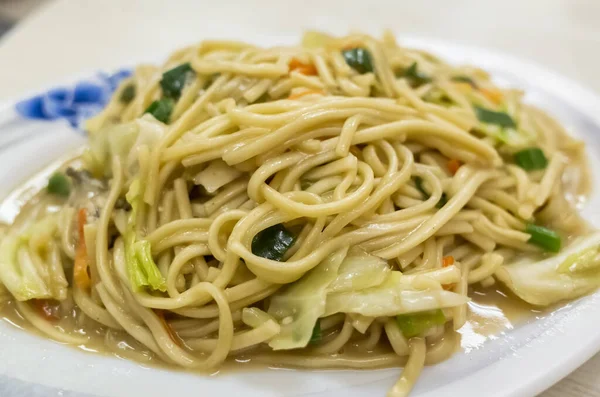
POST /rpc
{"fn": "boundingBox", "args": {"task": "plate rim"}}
[0,36,599,397]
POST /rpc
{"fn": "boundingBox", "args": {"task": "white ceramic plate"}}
[0,38,599,397]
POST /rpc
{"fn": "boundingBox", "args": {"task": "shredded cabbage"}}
[496,232,600,306]
[0,214,65,301]
[324,272,469,317]
[124,179,166,292]
[84,114,166,178]
[267,247,348,350]
[328,247,390,293]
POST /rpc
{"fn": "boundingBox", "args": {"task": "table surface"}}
[1,0,600,396]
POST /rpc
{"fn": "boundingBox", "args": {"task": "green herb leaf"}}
[414,177,447,208]
[474,106,516,128]
[310,319,322,344]
[145,98,174,124]
[514,148,548,170]
[396,309,446,338]
[400,62,431,86]
[526,223,561,253]
[160,63,194,99]
[251,224,296,261]
[451,75,478,89]
[119,84,136,104]
[47,172,71,197]
[436,193,448,209]
[342,48,374,74]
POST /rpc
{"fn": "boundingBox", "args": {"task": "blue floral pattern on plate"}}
[15,69,131,129]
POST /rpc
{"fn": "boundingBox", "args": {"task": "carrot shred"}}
[442,256,455,267]
[447,159,462,175]
[288,58,318,76]
[481,87,503,104]
[33,299,60,322]
[155,309,183,348]
[288,89,324,100]
[443,283,456,291]
[73,208,91,290]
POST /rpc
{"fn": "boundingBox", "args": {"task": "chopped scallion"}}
[251,224,296,261]
[400,62,431,86]
[145,98,174,124]
[119,84,136,104]
[514,148,548,170]
[414,176,447,208]
[451,75,478,89]
[47,172,71,197]
[342,48,374,74]
[160,63,194,99]
[396,309,446,339]
[310,319,322,343]
[526,223,561,253]
[474,106,516,128]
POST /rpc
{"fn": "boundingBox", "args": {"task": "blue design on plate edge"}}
[15,69,131,129]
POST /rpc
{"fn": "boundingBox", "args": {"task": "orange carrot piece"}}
[73,208,91,290]
[288,89,324,100]
[443,283,456,291]
[481,87,503,104]
[447,159,462,175]
[155,309,183,348]
[288,58,318,76]
[442,256,455,267]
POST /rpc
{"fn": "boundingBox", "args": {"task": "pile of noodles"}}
[0,31,595,397]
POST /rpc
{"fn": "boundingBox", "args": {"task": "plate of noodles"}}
[1,31,600,397]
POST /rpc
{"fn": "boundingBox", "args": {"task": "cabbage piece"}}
[0,213,67,301]
[267,247,348,350]
[324,272,469,317]
[0,235,51,301]
[328,247,390,293]
[496,232,600,306]
[124,180,166,292]
[83,114,166,178]
[193,159,242,193]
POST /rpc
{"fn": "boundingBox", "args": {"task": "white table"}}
[1,0,599,396]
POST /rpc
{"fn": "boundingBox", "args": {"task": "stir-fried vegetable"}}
[474,106,517,128]
[400,62,431,86]
[119,84,136,104]
[145,98,174,124]
[160,63,194,99]
[155,309,183,347]
[413,176,447,209]
[251,224,296,261]
[73,208,91,290]
[328,247,390,293]
[447,159,461,175]
[310,319,322,344]
[396,309,446,338]
[496,232,600,306]
[84,115,167,179]
[288,58,318,76]
[451,75,478,89]
[268,247,348,350]
[324,272,468,317]
[342,48,374,74]
[125,180,167,292]
[442,256,455,267]
[47,172,71,197]
[514,147,548,170]
[526,223,561,253]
